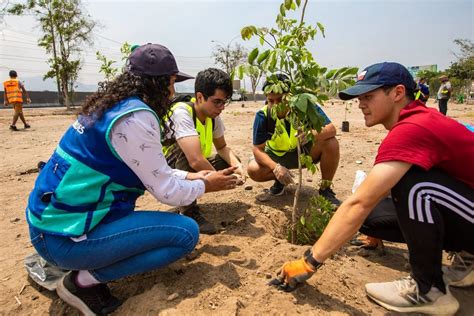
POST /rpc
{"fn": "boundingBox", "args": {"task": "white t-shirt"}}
[109,110,205,206]
[166,103,225,140]
[437,81,452,99]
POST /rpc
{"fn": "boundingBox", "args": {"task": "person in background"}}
[415,77,429,103]
[3,70,31,130]
[25,43,238,315]
[437,75,452,115]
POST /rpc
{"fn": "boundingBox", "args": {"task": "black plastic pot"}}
[342,121,350,132]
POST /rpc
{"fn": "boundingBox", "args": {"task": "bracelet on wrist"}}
[304,248,323,271]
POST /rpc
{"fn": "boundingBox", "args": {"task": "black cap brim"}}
[175,71,194,82]
[338,83,384,100]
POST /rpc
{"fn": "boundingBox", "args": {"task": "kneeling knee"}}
[324,137,340,152]
[180,216,199,252]
[246,161,265,182]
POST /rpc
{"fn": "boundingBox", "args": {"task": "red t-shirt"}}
[375,100,474,188]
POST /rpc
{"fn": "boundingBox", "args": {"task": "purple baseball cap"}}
[128,43,193,82]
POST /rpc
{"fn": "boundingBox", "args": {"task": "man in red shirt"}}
[271,62,474,314]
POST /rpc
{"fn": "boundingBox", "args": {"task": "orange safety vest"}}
[3,79,23,103]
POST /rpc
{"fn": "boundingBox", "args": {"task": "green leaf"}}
[241,26,256,40]
[326,69,337,79]
[317,94,329,102]
[294,94,308,112]
[317,22,325,38]
[269,51,277,70]
[235,65,245,80]
[285,0,292,10]
[257,49,270,64]
[296,0,301,6]
[248,47,259,65]
[259,36,265,45]
[307,105,323,132]
[280,3,286,16]
[343,67,359,77]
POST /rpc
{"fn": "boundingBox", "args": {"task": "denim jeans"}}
[29,211,199,283]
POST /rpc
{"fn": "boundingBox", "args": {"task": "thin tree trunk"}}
[61,79,71,110]
[291,137,303,244]
[47,8,63,106]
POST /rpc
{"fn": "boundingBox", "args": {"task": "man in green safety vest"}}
[247,74,341,206]
[163,68,244,234]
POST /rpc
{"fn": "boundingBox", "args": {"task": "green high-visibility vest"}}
[163,102,213,158]
[415,90,421,100]
[262,105,298,157]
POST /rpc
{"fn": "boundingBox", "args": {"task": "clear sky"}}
[1,0,473,91]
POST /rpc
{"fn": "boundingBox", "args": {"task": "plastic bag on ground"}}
[24,252,68,291]
[352,170,367,193]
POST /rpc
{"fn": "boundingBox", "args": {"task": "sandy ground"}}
[0,99,473,315]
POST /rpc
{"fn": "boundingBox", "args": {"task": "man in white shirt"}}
[164,68,244,234]
[437,75,452,115]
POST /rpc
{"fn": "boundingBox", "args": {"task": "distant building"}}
[232,79,241,91]
[407,65,438,78]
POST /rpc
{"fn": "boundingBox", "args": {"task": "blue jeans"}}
[29,211,199,283]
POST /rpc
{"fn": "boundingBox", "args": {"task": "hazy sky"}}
[1,0,472,91]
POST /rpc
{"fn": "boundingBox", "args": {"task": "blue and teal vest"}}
[26,97,157,237]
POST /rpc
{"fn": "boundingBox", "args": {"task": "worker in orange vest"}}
[3,70,31,131]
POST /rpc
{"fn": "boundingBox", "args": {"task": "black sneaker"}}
[56,271,122,316]
[9,125,18,131]
[37,161,46,171]
[269,180,285,196]
[24,123,31,129]
[182,206,218,235]
[318,187,341,207]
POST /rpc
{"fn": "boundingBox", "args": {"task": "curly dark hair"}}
[81,71,174,137]
[194,68,232,98]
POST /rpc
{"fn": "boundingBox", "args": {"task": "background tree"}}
[447,38,474,98]
[237,0,357,243]
[96,42,132,82]
[212,42,247,75]
[235,63,264,101]
[8,0,96,109]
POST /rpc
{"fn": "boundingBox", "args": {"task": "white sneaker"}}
[365,276,459,315]
[443,251,474,287]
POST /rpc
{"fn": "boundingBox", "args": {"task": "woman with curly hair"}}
[25,43,238,315]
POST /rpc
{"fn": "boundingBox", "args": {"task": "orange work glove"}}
[269,250,322,292]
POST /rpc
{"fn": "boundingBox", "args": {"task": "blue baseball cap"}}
[339,62,415,100]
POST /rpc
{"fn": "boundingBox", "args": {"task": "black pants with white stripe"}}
[363,167,473,294]
[359,197,405,243]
